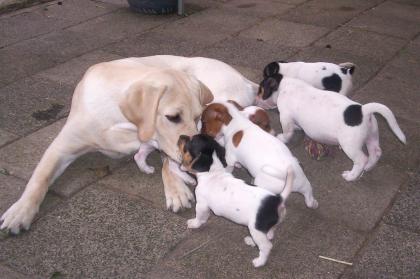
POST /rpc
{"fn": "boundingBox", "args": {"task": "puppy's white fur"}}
[272,77,406,181]
[188,152,293,267]
[213,102,318,208]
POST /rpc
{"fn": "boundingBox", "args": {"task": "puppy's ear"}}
[191,153,213,172]
[262,76,281,100]
[263,62,280,78]
[119,81,166,142]
[214,144,227,167]
[339,62,356,75]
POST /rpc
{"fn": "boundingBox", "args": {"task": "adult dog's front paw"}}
[0,199,38,234]
[165,182,195,213]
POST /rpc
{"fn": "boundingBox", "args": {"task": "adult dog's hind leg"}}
[0,123,90,234]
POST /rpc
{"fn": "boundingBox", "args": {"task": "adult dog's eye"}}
[166,114,181,123]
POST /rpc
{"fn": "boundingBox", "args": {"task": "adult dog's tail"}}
[261,165,294,201]
[362,103,406,144]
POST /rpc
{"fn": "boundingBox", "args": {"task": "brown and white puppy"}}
[201,102,318,209]
[0,60,213,234]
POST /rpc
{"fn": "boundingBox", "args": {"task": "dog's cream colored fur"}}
[1,55,258,234]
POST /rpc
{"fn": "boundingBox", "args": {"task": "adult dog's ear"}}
[119,80,166,142]
[214,144,227,167]
[198,80,214,106]
[263,62,280,78]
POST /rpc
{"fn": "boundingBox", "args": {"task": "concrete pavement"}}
[0,0,419,278]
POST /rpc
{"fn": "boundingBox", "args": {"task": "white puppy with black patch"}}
[178,134,293,268]
[260,65,406,181]
[256,61,355,109]
[201,102,318,209]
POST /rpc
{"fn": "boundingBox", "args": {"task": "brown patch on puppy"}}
[250,109,272,133]
[227,100,244,111]
[201,103,232,138]
[232,130,244,147]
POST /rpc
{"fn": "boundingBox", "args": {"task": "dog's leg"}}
[277,114,295,143]
[339,137,368,181]
[134,143,156,174]
[249,227,273,268]
[162,157,195,212]
[365,116,382,171]
[1,124,89,234]
[187,201,210,229]
[299,180,319,209]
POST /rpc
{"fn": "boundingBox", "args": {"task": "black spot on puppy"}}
[255,195,282,233]
[340,68,347,75]
[322,73,342,93]
[344,104,363,126]
[263,62,280,78]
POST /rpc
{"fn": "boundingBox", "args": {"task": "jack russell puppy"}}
[201,102,318,209]
[138,102,275,174]
[178,134,292,268]
[261,65,406,181]
[256,61,355,109]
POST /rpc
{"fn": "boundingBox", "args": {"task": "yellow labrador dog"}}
[1,55,258,234]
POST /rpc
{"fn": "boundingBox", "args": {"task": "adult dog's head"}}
[120,69,213,162]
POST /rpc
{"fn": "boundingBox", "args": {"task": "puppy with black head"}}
[178,134,293,268]
[258,64,406,181]
[256,61,355,109]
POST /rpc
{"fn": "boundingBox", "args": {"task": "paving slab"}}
[154,8,261,45]
[0,174,62,238]
[222,0,294,18]
[37,50,122,86]
[240,18,330,48]
[353,65,420,124]
[290,46,382,91]
[146,207,365,279]
[104,29,211,58]
[0,263,35,279]
[0,76,73,136]
[0,129,18,147]
[279,0,383,28]
[68,8,176,43]
[371,0,420,23]
[0,0,119,48]
[341,223,420,279]
[0,38,58,86]
[0,185,188,278]
[0,119,129,198]
[314,27,406,64]
[194,35,298,71]
[346,7,420,39]
[287,141,408,232]
[384,170,420,232]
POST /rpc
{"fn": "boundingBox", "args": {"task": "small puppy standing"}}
[201,102,318,208]
[260,65,406,181]
[178,134,293,267]
[256,61,355,109]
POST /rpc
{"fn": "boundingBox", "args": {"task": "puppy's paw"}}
[138,164,155,174]
[244,236,256,247]
[276,133,287,143]
[0,199,38,235]
[252,257,266,268]
[309,199,319,209]
[187,218,201,229]
[342,171,358,181]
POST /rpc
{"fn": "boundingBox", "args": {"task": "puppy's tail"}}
[362,103,406,144]
[261,165,294,201]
